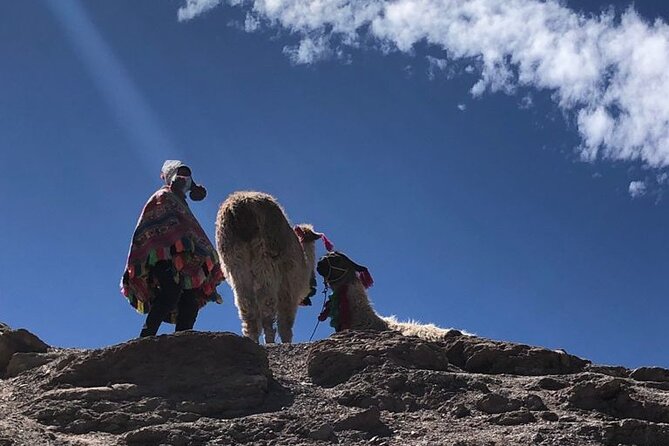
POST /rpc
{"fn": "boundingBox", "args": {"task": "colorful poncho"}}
[120,186,224,318]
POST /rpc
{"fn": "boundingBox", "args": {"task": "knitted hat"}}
[160,160,188,185]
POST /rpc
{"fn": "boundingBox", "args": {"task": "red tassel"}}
[318,301,330,321]
[322,234,335,252]
[358,269,374,289]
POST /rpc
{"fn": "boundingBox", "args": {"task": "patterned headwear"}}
[160,160,188,185]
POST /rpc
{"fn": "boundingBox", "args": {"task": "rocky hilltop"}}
[1,323,668,446]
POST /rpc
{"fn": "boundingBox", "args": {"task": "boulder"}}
[602,419,669,446]
[0,328,49,376]
[442,336,589,375]
[308,330,451,387]
[489,410,536,426]
[22,331,276,436]
[476,393,522,414]
[630,367,669,383]
[5,352,59,378]
[334,406,392,437]
[568,377,669,424]
[52,331,271,408]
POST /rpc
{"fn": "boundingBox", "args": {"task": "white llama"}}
[316,251,467,341]
[216,191,326,343]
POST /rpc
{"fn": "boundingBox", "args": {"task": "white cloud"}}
[520,94,534,109]
[244,13,260,32]
[178,0,669,168]
[177,0,222,21]
[283,36,332,64]
[629,181,647,198]
[426,55,448,80]
[457,103,467,111]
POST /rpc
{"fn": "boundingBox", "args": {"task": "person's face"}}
[176,166,192,178]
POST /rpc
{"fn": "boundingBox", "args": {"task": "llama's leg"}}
[239,307,261,343]
[262,313,276,344]
[259,284,278,344]
[234,286,261,343]
[277,291,298,344]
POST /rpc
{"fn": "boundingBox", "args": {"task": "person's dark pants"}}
[140,261,200,337]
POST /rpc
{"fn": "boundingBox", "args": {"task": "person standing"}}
[121,160,224,337]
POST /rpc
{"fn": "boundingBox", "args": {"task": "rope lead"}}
[308,280,329,342]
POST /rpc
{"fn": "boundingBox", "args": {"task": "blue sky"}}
[2,0,669,369]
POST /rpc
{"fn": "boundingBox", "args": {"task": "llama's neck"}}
[302,240,317,276]
[298,240,318,302]
[342,280,389,332]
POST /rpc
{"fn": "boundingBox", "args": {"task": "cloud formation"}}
[628,181,647,198]
[178,0,669,169]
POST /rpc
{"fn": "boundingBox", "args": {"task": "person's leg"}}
[175,289,199,332]
[140,262,181,337]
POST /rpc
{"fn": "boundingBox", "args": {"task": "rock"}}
[334,406,392,437]
[630,367,669,383]
[3,323,669,446]
[53,331,271,409]
[335,368,469,412]
[0,328,49,376]
[441,336,589,376]
[540,411,559,422]
[568,378,627,412]
[41,383,142,401]
[309,423,335,441]
[451,404,471,418]
[523,394,547,411]
[602,419,669,446]
[5,352,59,378]
[124,427,168,445]
[536,377,567,390]
[20,332,277,436]
[568,377,669,424]
[489,410,536,426]
[476,394,522,414]
[308,331,451,387]
[586,364,631,378]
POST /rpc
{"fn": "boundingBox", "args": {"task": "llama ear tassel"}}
[357,268,374,289]
[321,234,335,252]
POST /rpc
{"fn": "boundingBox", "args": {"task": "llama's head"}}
[316,251,374,291]
[293,224,323,243]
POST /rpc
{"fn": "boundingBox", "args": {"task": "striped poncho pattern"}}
[121,187,224,319]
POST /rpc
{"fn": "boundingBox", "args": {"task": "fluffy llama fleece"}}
[216,191,321,344]
[316,251,469,342]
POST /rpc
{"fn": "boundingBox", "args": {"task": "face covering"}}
[170,175,192,195]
